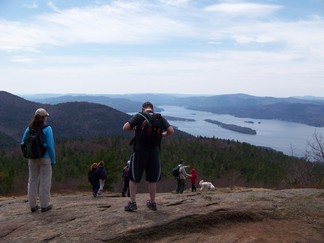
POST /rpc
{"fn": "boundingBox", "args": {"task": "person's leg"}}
[125,152,143,211]
[122,180,127,196]
[39,158,52,209]
[129,180,137,202]
[148,182,156,203]
[126,179,130,197]
[179,179,185,193]
[94,180,100,196]
[176,178,181,193]
[124,179,138,211]
[99,179,104,191]
[28,159,40,209]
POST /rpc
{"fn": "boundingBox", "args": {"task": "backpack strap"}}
[137,112,151,126]
[129,112,147,147]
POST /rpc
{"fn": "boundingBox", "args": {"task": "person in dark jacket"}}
[88,163,100,197]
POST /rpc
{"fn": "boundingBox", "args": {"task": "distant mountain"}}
[181,94,324,127]
[0,91,131,147]
[26,94,144,113]
[0,91,189,148]
[23,92,324,127]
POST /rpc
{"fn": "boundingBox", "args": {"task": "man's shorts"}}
[129,149,161,183]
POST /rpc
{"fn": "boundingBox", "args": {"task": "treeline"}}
[0,135,323,195]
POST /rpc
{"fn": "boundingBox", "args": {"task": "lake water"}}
[158,106,324,157]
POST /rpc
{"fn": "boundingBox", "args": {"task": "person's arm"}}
[162,125,174,137]
[45,126,56,164]
[123,122,133,132]
[21,127,29,144]
[183,166,191,177]
[123,114,138,132]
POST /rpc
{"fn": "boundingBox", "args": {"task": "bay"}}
[159,105,324,158]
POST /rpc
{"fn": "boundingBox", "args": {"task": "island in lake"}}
[164,116,195,122]
[205,119,257,135]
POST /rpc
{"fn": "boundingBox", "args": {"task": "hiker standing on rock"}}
[88,162,100,197]
[122,101,174,211]
[21,108,56,213]
[176,160,190,194]
[188,168,197,192]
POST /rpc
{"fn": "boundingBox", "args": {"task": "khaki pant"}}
[28,158,52,208]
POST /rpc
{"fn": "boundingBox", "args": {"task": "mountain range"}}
[0,91,192,148]
[0,91,130,147]
[1,90,324,148]
[23,92,324,127]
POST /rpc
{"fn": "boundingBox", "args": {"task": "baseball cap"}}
[35,108,49,117]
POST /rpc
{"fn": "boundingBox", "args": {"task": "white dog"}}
[199,180,215,191]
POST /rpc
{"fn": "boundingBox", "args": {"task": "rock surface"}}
[0,188,323,242]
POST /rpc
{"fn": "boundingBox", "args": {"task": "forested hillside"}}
[1,135,323,196]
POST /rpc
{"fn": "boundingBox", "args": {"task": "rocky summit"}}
[0,188,323,243]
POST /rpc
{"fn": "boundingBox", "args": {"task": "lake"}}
[158,105,324,158]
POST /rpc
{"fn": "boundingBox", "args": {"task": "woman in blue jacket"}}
[21,108,56,213]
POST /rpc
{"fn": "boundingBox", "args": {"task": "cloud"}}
[158,0,189,6]
[23,1,38,9]
[205,2,282,18]
[47,1,62,13]
[11,56,34,63]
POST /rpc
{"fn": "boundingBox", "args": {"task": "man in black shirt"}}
[122,101,174,211]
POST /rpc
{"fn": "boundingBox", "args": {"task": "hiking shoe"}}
[124,201,137,211]
[41,204,53,212]
[146,200,157,211]
[31,206,40,213]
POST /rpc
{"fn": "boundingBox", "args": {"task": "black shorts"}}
[129,148,161,183]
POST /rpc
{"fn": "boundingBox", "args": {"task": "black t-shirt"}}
[128,111,171,150]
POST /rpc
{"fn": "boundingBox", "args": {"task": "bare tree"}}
[306,131,324,163]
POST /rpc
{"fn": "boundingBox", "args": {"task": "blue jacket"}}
[21,126,56,164]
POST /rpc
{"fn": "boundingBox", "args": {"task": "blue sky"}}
[0,0,323,97]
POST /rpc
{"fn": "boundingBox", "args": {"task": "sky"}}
[0,0,324,97]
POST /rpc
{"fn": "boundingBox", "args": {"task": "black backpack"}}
[134,112,163,148]
[172,166,180,177]
[21,125,48,159]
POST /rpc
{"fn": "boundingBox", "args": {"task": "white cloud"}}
[205,3,282,18]
[23,1,38,9]
[158,0,189,6]
[47,1,62,13]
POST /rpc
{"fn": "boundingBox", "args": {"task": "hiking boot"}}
[124,201,137,211]
[146,200,157,211]
[41,204,53,212]
[31,206,40,213]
